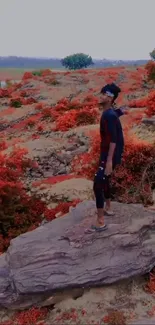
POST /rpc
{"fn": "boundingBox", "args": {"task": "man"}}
[88,83,125,233]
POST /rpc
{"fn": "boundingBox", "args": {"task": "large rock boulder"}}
[0,200,155,309]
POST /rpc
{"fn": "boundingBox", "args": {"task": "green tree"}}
[150,48,155,60]
[61,53,94,70]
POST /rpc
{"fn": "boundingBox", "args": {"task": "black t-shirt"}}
[100,108,124,166]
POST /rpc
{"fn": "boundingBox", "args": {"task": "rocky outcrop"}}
[26,131,89,178]
[0,200,155,309]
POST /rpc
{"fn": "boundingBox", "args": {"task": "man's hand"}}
[120,105,129,115]
[105,160,113,176]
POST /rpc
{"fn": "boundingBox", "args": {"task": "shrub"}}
[76,108,98,125]
[0,149,45,251]
[32,70,42,77]
[145,90,155,117]
[0,141,8,150]
[0,148,80,253]
[25,118,36,128]
[0,89,10,98]
[145,271,155,294]
[128,97,147,108]
[55,107,98,131]
[55,110,77,131]
[1,307,48,325]
[10,98,22,108]
[35,103,44,110]
[72,132,155,204]
[45,78,60,85]
[41,69,52,76]
[41,107,52,119]
[22,72,33,80]
[103,310,126,325]
[10,96,36,107]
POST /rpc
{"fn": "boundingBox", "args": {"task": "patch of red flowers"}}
[103,310,126,325]
[32,174,80,186]
[22,72,33,80]
[128,97,147,108]
[145,270,155,294]
[0,140,8,150]
[0,88,10,98]
[0,148,46,252]
[72,132,155,204]
[128,90,155,117]
[10,96,36,107]
[54,107,99,131]
[145,90,155,117]
[1,307,48,325]
[0,148,80,252]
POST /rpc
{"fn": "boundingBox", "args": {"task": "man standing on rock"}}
[88,83,126,233]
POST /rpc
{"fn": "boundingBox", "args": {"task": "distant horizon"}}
[0,55,149,61]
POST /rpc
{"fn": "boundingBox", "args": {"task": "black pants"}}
[93,160,112,209]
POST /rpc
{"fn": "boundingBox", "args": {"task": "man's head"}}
[99,83,121,110]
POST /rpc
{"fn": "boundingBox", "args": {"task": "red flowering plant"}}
[54,107,99,131]
[10,96,36,107]
[1,307,48,325]
[0,88,10,98]
[0,147,81,252]
[128,97,147,108]
[22,71,33,80]
[145,60,155,82]
[72,132,155,204]
[53,95,99,131]
[0,148,45,251]
[145,90,155,117]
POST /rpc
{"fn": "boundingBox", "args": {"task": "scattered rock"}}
[26,133,89,179]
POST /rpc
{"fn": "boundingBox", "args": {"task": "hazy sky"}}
[0,0,154,60]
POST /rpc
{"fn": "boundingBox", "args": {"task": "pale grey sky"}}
[0,0,154,60]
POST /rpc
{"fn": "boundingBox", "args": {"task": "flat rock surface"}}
[0,200,155,309]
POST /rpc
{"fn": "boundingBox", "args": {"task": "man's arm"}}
[115,106,129,117]
[107,143,116,162]
[115,108,124,118]
[106,114,117,161]
[103,115,117,175]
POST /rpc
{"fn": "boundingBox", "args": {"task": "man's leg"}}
[104,175,114,215]
[93,163,107,227]
[104,162,116,214]
[93,181,105,227]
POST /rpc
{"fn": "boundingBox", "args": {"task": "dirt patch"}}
[43,277,155,324]
[31,177,93,203]
[131,124,155,143]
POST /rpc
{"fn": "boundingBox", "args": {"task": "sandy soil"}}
[32,178,94,204]
[45,277,155,324]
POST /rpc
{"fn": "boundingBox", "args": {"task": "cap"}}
[101,83,121,101]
